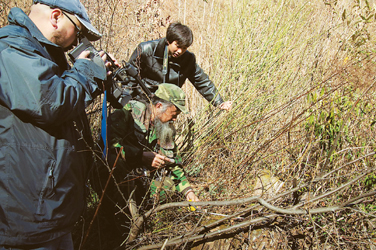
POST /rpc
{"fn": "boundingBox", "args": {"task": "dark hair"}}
[166,22,193,47]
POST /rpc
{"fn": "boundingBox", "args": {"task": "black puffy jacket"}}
[0,8,106,246]
[128,38,224,106]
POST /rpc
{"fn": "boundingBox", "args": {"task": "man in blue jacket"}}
[0,0,110,249]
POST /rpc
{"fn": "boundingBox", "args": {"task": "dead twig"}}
[79,148,122,250]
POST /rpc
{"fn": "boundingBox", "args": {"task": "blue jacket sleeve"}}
[0,39,106,127]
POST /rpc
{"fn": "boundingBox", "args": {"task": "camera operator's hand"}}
[77,50,91,59]
[76,50,106,73]
[98,52,121,76]
[105,52,121,68]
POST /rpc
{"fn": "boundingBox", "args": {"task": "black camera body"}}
[69,37,99,61]
[68,36,154,109]
[68,37,131,108]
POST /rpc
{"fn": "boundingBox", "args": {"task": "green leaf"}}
[365,0,370,10]
[308,115,314,125]
[320,87,325,97]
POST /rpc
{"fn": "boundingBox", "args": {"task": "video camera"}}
[68,37,154,109]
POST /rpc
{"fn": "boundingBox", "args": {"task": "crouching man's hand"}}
[185,189,200,202]
[142,152,174,169]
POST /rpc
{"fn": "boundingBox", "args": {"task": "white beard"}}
[154,118,176,149]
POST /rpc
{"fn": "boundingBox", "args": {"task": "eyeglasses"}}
[62,12,82,43]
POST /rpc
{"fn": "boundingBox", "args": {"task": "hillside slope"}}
[1,0,376,249]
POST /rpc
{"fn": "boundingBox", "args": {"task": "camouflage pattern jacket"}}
[109,100,192,195]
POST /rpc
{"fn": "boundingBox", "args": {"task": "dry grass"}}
[2,0,376,249]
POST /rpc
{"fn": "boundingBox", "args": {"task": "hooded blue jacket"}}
[0,8,106,246]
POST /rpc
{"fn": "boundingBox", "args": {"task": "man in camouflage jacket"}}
[109,84,199,203]
[94,84,199,236]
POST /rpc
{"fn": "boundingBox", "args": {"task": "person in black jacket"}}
[0,0,116,249]
[128,22,232,111]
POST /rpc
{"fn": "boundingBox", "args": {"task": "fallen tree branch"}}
[129,188,371,245]
[138,214,279,250]
[293,165,375,209]
[129,156,376,242]
[137,189,376,250]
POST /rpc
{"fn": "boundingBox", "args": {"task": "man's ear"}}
[50,9,63,29]
[155,102,163,109]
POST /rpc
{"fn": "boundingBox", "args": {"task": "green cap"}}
[155,83,188,114]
